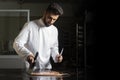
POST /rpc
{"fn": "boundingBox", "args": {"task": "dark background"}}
[0,0,96,80]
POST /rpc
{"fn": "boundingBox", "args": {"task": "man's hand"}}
[56,54,63,63]
[27,54,34,64]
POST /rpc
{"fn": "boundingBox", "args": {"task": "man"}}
[13,2,63,71]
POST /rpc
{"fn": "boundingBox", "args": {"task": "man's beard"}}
[43,18,52,27]
[45,22,52,27]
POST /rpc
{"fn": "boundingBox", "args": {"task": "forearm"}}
[13,41,32,60]
[51,42,59,63]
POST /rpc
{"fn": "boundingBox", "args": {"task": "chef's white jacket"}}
[13,18,59,70]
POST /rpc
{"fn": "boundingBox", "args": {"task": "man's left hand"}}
[56,54,63,63]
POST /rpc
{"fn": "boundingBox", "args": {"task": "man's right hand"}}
[27,54,34,64]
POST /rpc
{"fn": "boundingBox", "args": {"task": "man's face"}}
[43,12,59,26]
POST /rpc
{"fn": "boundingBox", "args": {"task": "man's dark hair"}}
[46,3,63,15]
